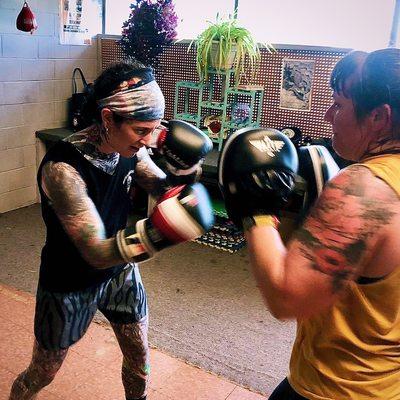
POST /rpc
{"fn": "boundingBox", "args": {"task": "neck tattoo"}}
[64,124,120,175]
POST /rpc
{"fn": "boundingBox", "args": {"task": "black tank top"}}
[37,141,138,292]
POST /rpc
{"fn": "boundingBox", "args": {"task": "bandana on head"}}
[97,68,165,121]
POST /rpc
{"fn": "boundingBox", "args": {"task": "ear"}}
[369,104,392,132]
[100,108,114,128]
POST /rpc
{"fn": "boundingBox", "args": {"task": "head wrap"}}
[97,68,165,121]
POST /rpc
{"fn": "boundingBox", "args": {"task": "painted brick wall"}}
[0,0,99,213]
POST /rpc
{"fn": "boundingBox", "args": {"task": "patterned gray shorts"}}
[34,264,147,350]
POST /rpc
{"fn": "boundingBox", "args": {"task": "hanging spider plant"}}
[190,14,274,86]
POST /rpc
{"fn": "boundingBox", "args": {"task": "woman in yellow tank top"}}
[270,48,400,399]
[226,48,400,399]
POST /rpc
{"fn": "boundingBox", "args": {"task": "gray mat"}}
[0,204,296,395]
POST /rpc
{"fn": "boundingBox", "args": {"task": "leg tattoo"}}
[9,340,68,400]
[111,317,149,400]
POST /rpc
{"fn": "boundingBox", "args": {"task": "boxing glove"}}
[149,120,213,185]
[296,144,340,220]
[218,127,299,229]
[116,183,214,262]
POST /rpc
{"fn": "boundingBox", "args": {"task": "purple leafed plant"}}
[119,0,178,67]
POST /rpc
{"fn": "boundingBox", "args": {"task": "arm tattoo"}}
[134,148,168,197]
[41,161,123,268]
[294,165,397,293]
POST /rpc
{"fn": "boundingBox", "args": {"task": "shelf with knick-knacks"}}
[174,68,264,151]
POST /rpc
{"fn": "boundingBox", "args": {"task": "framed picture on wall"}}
[279,59,315,111]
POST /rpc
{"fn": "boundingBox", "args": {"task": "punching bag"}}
[16,1,38,34]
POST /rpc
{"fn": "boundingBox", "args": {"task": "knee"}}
[25,356,63,391]
[36,370,57,388]
[10,368,56,398]
[25,367,57,391]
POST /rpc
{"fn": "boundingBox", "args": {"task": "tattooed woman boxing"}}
[9,60,213,400]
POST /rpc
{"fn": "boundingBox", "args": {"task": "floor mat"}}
[194,216,246,253]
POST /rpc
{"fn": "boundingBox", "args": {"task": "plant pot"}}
[210,41,237,70]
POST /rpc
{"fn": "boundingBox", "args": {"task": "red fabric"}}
[156,127,168,149]
[159,185,185,201]
[151,206,187,243]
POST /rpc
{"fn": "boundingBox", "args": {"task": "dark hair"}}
[84,59,148,124]
[330,48,400,130]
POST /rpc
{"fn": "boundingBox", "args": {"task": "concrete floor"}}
[0,283,266,400]
[0,204,296,397]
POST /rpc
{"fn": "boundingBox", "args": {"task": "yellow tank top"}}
[289,154,400,400]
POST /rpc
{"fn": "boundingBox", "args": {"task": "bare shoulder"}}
[330,164,399,203]
[42,161,84,184]
[316,163,399,228]
[328,164,400,229]
[41,161,88,215]
[292,163,400,290]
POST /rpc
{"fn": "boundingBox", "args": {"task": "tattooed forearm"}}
[134,158,168,198]
[293,165,397,292]
[80,224,97,243]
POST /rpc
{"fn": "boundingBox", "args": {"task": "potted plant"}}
[119,0,178,68]
[191,14,273,86]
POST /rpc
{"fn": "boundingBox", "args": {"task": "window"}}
[105,0,132,35]
[236,0,396,50]
[104,0,235,37]
[104,0,398,50]
[174,0,235,39]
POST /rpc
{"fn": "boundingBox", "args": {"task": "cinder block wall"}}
[0,0,99,213]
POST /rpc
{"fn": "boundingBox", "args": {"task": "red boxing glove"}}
[116,183,214,262]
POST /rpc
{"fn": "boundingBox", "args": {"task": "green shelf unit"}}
[208,133,228,145]
[204,68,235,102]
[174,69,264,151]
[223,121,259,130]
[174,112,199,123]
[174,80,207,128]
[226,87,264,126]
[200,101,225,110]
[175,81,203,89]
[227,88,262,95]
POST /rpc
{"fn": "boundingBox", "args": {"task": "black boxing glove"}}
[218,127,299,229]
[149,120,213,185]
[296,144,340,220]
[116,183,214,262]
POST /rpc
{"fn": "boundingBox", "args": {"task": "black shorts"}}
[34,264,147,350]
[269,378,308,400]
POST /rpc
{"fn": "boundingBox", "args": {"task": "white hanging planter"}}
[210,41,237,70]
